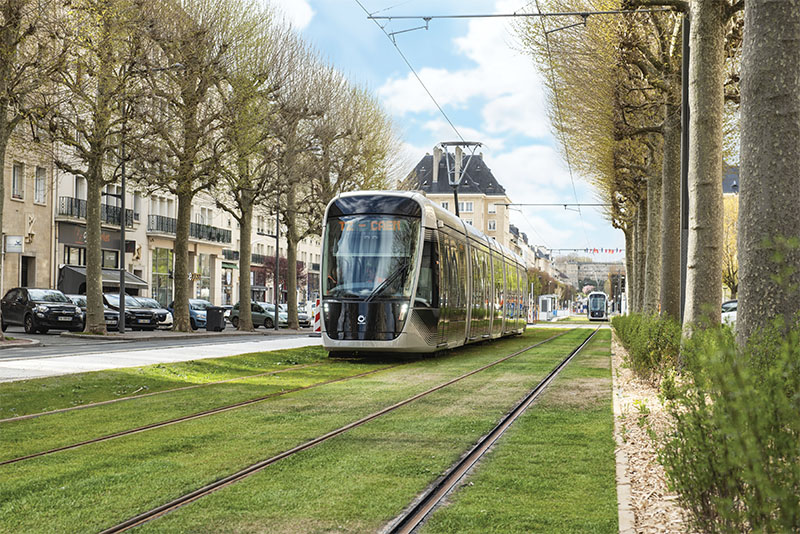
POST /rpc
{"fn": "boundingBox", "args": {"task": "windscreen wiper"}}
[365,261,409,302]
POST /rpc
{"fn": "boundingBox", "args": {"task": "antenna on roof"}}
[435,140,482,216]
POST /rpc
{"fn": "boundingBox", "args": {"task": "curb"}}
[59,329,313,342]
[611,329,636,534]
[0,338,40,349]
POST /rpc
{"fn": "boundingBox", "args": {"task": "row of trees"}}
[518,0,797,343]
[0,0,398,334]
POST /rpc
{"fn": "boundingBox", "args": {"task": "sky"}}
[268,0,626,262]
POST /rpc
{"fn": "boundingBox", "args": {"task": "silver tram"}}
[587,291,608,321]
[321,191,528,355]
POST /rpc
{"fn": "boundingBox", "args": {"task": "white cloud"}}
[266,0,314,29]
[377,0,549,139]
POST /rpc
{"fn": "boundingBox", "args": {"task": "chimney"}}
[432,146,442,183]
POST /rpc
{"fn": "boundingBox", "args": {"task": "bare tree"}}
[0,0,62,337]
[214,7,296,331]
[737,0,800,343]
[136,0,238,331]
[48,0,142,334]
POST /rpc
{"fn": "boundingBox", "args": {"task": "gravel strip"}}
[611,331,692,534]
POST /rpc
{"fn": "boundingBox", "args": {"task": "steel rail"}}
[0,364,400,466]
[383,327,601,534]
[98,330,575,533]
[0,362,326,424]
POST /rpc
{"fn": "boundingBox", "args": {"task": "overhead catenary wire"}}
[353,0,466,143]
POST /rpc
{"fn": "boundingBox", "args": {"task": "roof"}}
[722,164,739,194]
[407,153,508,196]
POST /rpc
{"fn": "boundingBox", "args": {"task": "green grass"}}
[0,328,579,534]
[0,345,327,419]
[132,329,592,534]
[420,329,617,534]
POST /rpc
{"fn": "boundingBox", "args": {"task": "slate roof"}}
[408,153,508,196]
[722,164,739,194]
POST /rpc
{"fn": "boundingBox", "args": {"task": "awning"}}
[57,265,149,294]
[222,261,238,270]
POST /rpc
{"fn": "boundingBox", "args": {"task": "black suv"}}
[1,288,82,333]
[102,293,158,330]
[66,294,120,331]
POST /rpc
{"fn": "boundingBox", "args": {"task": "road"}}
[0,327,322,383]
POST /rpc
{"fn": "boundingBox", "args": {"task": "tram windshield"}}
[589,294,606,312]
[323,215,420,300]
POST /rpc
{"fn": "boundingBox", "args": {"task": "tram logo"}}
[357,314,366,324]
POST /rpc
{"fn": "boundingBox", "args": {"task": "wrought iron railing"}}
[147,215,232,244]
[222,249,240,260]
[58,197,134,227]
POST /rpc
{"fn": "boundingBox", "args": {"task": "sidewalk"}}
[61,327,313,342]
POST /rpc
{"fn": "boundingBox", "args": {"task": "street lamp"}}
[256,203,280,331]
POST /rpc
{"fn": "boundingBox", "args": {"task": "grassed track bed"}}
[0,329,581,534]
[420,329,617,534]
[129,329,591,533]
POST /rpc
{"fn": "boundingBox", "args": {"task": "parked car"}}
[279,303,311,327]
[66,294,119,330]
[167,299,213,330]
[103,293,158,331]
[1,288,83,334]
[133,297,173,329]
[230,301,288,329]
[220,304,233,323]
[722,299,737,328]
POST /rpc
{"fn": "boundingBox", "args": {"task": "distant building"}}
[723,164,739,195]
[406,152,513,250]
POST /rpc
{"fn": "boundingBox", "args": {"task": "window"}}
[488,203,496,214]
[458,201,473,213]
[195,253,211,299]
[34,167,46,204]
[441,201,449,210]
[133,193,141,221]
[488,219,497,231]
[257,216,265,234]
[64,246,85,266]
[12,162,23,199]
[102,250,119,269]
[151,248,174,306]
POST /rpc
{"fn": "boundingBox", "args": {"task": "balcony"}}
[147,215,232,244]
[251,253,268,265]
[222,249,240,261]
[58,196,134,228]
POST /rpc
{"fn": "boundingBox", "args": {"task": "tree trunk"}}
[660,101,682,320]
[684,0,727,328]
[237,202,254,331]
[738,0,800,343]
[635,197,648,313]
[84,170,106,334]
[285,184,299,329]
[173,191,192,331]
[0,134,7,339]
[631,213,641,314]
[643,169,662,313]
[624,225,634,314]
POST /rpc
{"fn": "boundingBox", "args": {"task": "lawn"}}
[420,329,617,534]
[1,328,581,533]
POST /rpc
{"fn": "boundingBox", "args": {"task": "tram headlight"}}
[323,302,329,313]
[399,303,408,321]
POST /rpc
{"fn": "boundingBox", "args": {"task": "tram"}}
[321,191,528,355]
[587,291,608,321]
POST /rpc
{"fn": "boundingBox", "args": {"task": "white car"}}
[721,299,737,328]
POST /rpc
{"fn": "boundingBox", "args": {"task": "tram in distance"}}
[587,291,609,321]
[321,191,529,355]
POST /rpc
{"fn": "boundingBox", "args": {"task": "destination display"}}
[338,218,406,232]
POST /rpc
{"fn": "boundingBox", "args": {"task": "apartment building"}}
[1,133,322,307]
[407,152,514,250]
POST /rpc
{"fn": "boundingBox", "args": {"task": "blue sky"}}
[270,0,626,261]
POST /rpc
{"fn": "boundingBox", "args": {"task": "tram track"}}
[383,327,600,534]
[97,329,579,533]
[0,363,400,466]
[0,362,326,424]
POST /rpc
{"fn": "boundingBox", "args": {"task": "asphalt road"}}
[0,325,280,360]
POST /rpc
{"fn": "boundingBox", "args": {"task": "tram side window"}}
[416,235,439,308]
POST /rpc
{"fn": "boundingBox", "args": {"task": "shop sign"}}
[58,222,121,249]
[4,235,23,253]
